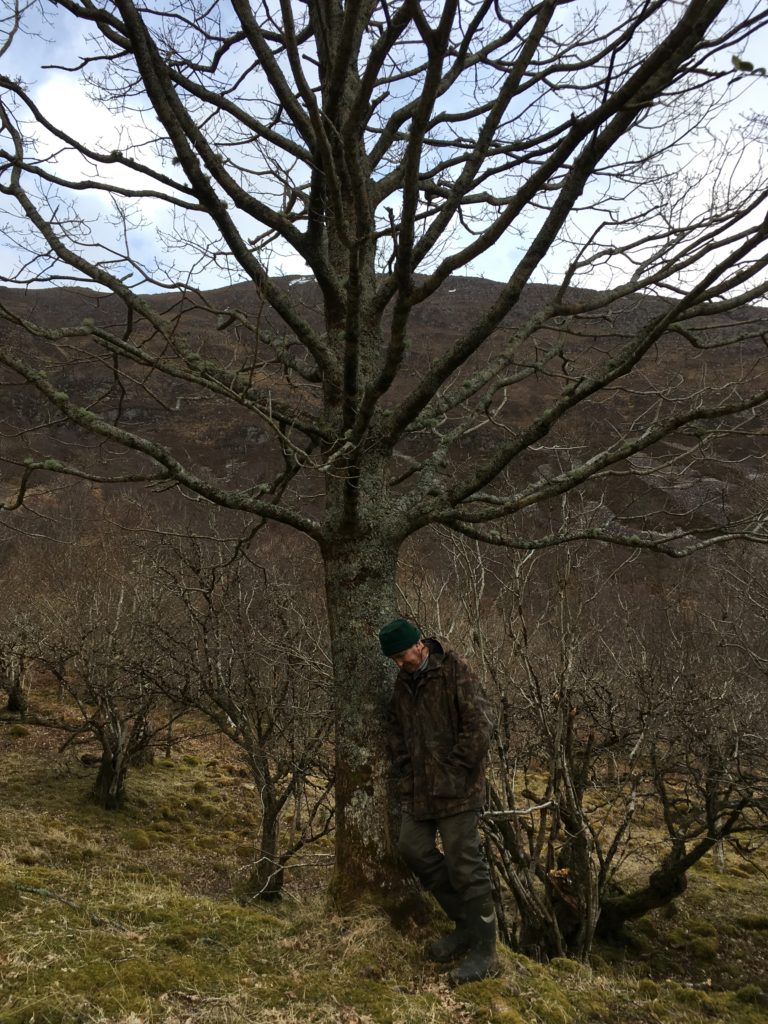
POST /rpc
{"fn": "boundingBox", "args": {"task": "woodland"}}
[2,503,768,1022]
[2,1,768,1019]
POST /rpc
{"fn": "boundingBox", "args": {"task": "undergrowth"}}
[1,724,767,1023]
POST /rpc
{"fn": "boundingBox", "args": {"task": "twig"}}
[483,800,554,820]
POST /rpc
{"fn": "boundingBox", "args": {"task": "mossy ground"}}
[2,722,767,1023]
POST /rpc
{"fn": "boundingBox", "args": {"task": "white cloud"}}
[30,73,167,203]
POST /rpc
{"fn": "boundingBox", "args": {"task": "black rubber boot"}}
[449,895,500,985]
[426,883,471,963]
[428,922,472,963]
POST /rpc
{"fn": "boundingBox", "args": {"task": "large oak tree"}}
[2,0,768,902]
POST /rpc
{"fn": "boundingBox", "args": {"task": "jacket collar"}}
[397,637,445,686]
[421,637,445,671]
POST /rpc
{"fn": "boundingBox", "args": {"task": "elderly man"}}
[380,617,499,984]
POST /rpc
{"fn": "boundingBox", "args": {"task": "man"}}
[380,617,499,984]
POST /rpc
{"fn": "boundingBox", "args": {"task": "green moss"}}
[735,984,764,1003]
[185,797,217,819]
[669,982,719,1013]
[0,999,92,1024]
[731,862,760,878]
[573,995,612,1021]
[55,952,226,1006]
[161,924,201,951]
[125,828,152,851]
[634,916,658,938]
[8,724,29,738]
[451,981,528,1023]
[530,998,571,1023]
[151,819,174,833]
[689,918,718,937]
[637,979,658,998]
[622,928,655,955]
[549,956,582,975]
[72,845,98,863]
[4,733,768,1024]
[689,935,719,958]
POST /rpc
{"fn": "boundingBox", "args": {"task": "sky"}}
[1,1,768,294]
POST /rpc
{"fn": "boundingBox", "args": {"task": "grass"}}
[2,722,768,1023]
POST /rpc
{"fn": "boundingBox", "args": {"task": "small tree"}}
[146,534,335,899]
[14,547,184,809]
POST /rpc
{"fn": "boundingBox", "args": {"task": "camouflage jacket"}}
[386,638,495,821]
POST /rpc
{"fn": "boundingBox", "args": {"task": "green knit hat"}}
[379,618,420,657]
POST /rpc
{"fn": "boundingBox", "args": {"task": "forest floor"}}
[1,721,767,1024]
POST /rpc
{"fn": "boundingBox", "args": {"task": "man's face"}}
[390,639,427,673]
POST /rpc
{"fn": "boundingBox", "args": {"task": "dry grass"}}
[1,722,767,1024]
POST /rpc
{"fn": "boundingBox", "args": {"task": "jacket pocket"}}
[430,758,465,799]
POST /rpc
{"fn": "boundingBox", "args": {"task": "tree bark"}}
[6,680,28,716]
[93,749,128,810]
[598,867,688,938]
[323,534,417,914]
[247,799,284,901]
[128,715,154,767]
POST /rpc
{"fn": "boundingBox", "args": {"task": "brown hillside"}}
[1,276,767,548]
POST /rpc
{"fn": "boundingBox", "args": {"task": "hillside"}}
[2,722,768,1024]
[1,275,767,545]
[2,277,768,1021]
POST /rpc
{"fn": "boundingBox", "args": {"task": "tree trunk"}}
[5,655,28,716]
[598,812,747,938]
[247,800,284,901]
[6,680,28,716]
[244,757,284,901]
[93,748,128,810]
[713,839,726,873]
[127,715,154,768]
[598,866,688,938]
[323,535,419,916]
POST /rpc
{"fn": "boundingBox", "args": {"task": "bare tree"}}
[2,1,768,900]
[11,558,184,809]
[404,534,768,959]
[144,533,335,900]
